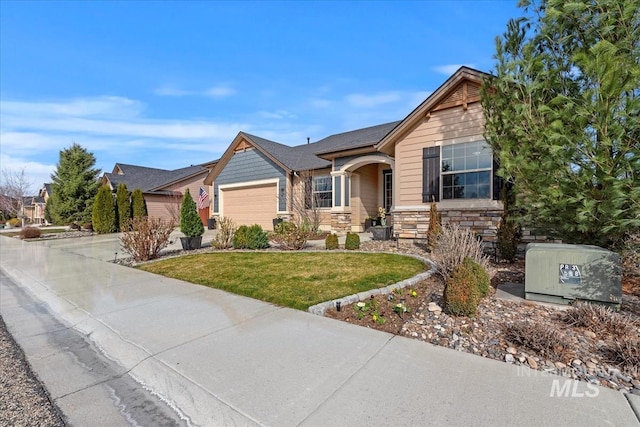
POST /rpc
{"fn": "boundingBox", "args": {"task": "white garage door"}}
[221,183,278,230]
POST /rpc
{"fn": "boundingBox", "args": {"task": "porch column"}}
[330,170,351,233]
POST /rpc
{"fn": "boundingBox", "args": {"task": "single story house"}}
[203,66,505,241]
[101,161,216,225]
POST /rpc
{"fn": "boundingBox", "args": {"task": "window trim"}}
[312,175,332,209]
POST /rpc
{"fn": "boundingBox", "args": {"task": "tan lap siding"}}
[395,103,485,206]
[145,195,178,223]
[221,184,277,230]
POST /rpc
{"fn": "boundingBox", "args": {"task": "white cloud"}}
[258,110,297,120]
[0,153,55,193]
[203,85,236,98]
[154,86,191,96]
[433,64,476,75]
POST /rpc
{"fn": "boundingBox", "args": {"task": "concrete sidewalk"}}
[1,235,638,426]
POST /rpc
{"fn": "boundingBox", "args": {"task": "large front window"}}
[312,176,332,208]
[441,140,492,200]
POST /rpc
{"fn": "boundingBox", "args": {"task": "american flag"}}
[197,187,209,210]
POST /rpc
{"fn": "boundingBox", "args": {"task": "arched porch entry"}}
[335,154,394,232]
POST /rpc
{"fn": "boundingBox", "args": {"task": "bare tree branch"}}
[0,167,35,218]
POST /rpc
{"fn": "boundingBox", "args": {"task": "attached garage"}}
[220,183,278,230]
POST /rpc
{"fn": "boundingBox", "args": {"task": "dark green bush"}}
[20,226,42,239]
[180,189,204,238]
[116,183,131,231]
[272,221,309,250]
[131,189,147,218]
[462,257,491,297]
[344,232,360,250]
[233,224,269,249]
[325,233,339,250]
[444,260,482,317]
[92,185,116,234]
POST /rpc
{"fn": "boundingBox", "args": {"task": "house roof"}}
[103,162,213,194]
[44,183,52,196]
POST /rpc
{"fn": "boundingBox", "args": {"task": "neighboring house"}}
[203,66,503,240]
[101,161,216,225]
[21,195,46,224]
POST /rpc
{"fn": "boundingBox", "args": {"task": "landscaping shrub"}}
[92,185,116,234]
[120,217,174,262]
[501,320,566,359]
[82,222,93,231]
[462,257,491,297]
[116,183,131,231]
[131,189,147,218]
[325,233,339,250]
[621,232,639,278]
[344,232,360,250]
[271,221,309,250]
[233,224,269,249]
[20,226,41,239]
[211,216,236,249]
[432,224,490,279]
[69,222,81,230]
[8,218,21,227]
[180,189,204,238]
[444,259,482,316]
[562,301,639,337]
[427,199,441,251]
[496,185,521,262]
[602,337,640,372]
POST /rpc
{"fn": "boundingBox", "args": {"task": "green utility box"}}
[524,243,622,308]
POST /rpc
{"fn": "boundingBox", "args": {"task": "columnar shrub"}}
[116,183,131,231]
[20,226,42,239]
[344,232,360,250]
[180,189,204,238]
[131,189,147,218]
[120,217,174,261]
[427,199,441,251]
[444,260,482,317]
[325,233,339,250]
[432,224,489,279]
[92,185,116,234]
[496,185,521,262]
[271,221,309,250]
[233,224,269,249]
[211,216,236,249]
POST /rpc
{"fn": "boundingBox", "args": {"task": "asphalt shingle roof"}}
[104,163,208,193]
[243,121,401,171]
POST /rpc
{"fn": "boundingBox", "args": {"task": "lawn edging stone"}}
[308,253,437,316]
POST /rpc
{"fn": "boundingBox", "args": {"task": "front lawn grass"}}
[138,252,426,310]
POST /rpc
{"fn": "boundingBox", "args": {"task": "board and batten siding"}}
[213,149,287,213]
[395,102,485,207]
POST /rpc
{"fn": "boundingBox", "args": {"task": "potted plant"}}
[180,189,204,250]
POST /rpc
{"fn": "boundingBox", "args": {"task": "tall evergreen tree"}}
[50,143,101,224]
[92,185,116,234]
[116,183,131,231]
[481,0,640,248]
[131,189,147,218]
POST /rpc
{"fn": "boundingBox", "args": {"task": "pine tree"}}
[116,183,131,231]
[50,144,101,225]
[92,185,116,234]
[481,0,640,248]
[180,189,204,237]
[131,189,147,218]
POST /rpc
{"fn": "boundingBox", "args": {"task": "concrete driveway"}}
[1,234,638,426]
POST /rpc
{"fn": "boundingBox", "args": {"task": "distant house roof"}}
[22,195,45,207]
[44,183,52,196]
[103,161,215,194]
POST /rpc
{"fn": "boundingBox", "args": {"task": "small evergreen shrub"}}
[180,189,204,238]
[462,257,491,297]
[116,183,131,231]
[444,260,482,317]
[344,232,360,250]
[233,224,269,249]
[427,199,441,251]
[271,221,309,250]
[211,216,236,249]
[20,226,42,239]
[325,233,339,250]
[496,185,521,262]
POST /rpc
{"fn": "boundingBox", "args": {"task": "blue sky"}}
[1,0,522,193]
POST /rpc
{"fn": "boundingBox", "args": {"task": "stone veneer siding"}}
[392,208,562,244]
[330,213,352,233]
